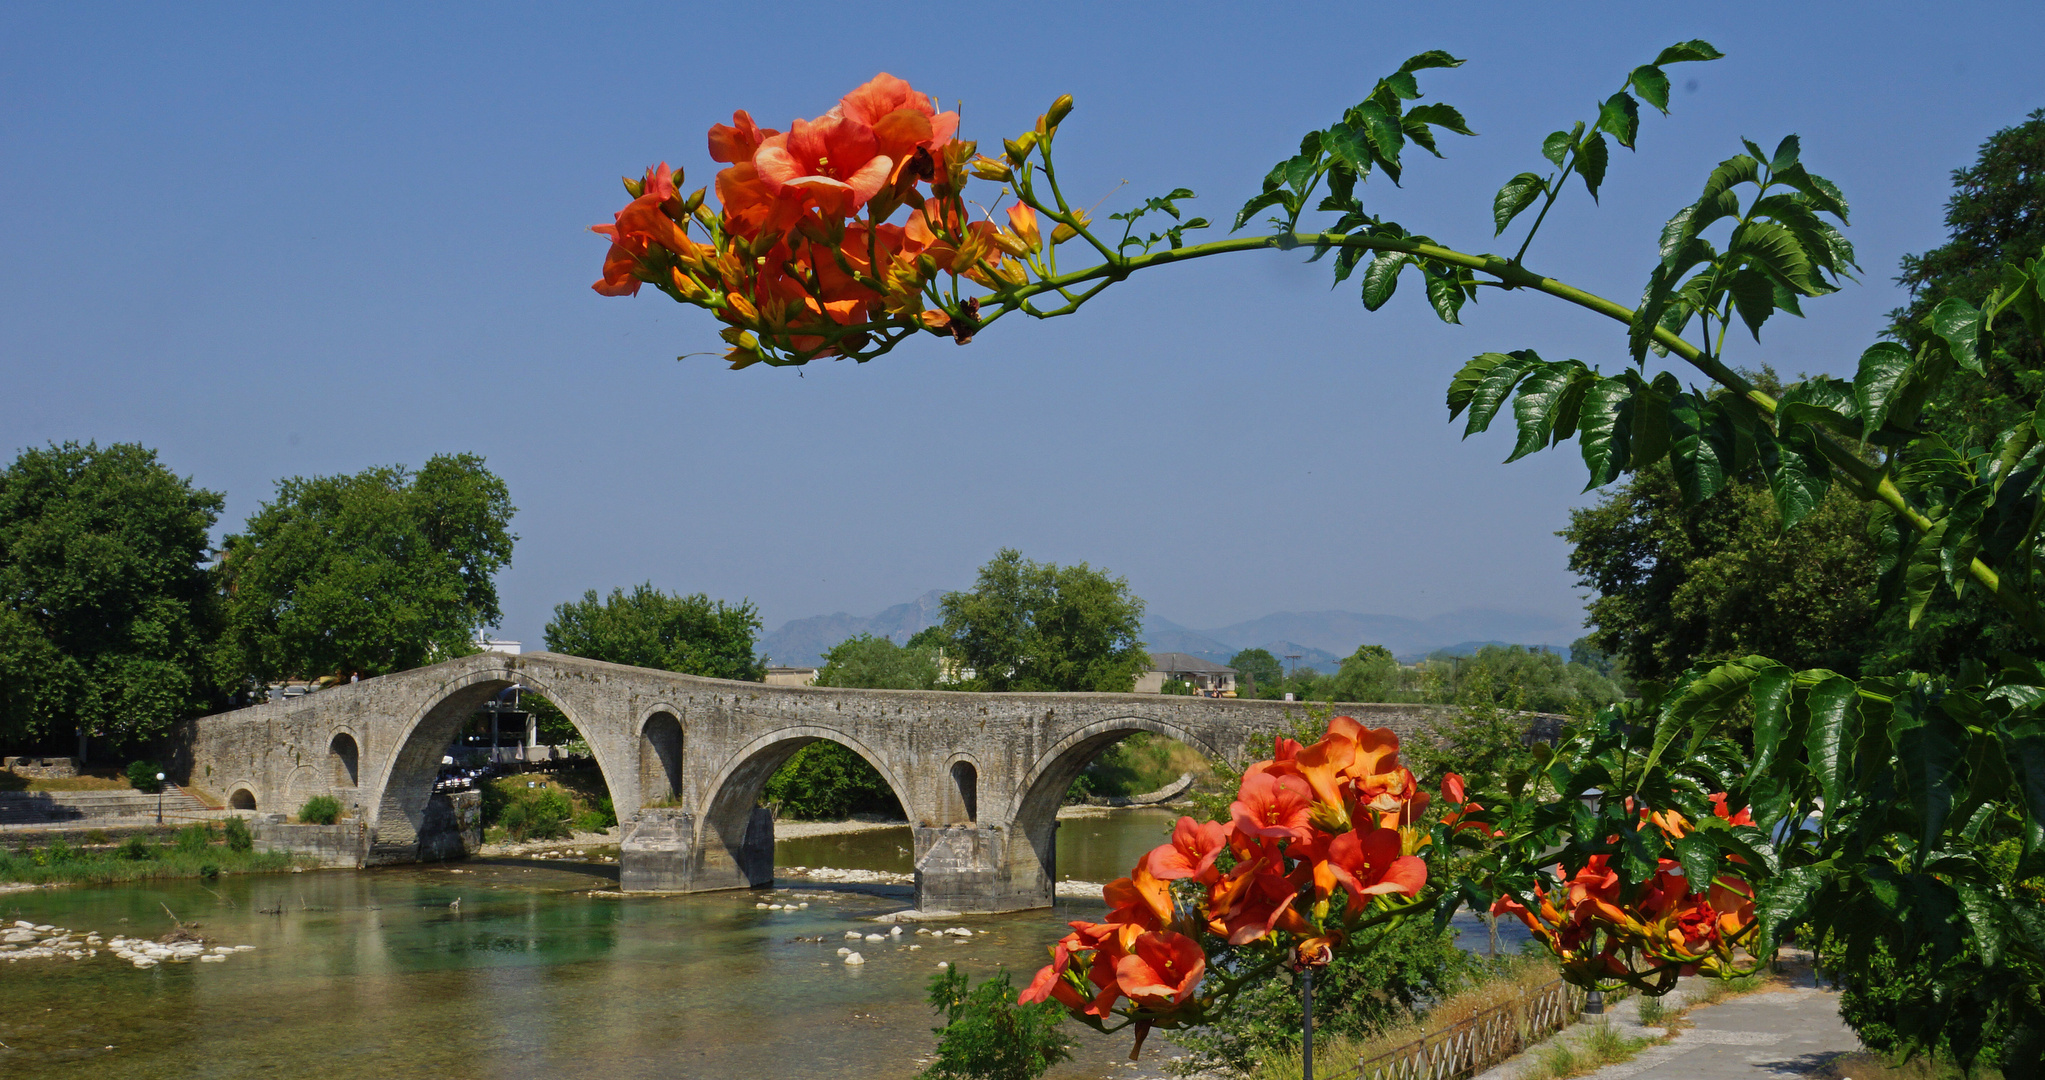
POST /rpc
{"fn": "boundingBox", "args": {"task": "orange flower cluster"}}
[1490,795,1760,989]
[589,74,1042,367]
[1020,717,1434,1056]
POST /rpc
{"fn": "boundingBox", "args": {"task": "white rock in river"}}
[132,958,157,968]
[837,947,851,955]
[909,945,922,951]
[864,933,885,942]
[843,952,864,965]
[12,921,32,929]
[888,926,902,937]
[755,902,770,909]
[234,945,255,952]
[844,930,862,940]
[199,954,227,963]
[936,961,949,968]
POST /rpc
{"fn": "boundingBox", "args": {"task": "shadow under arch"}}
[363,661,627,863]
[696,726,916,884]
[1006,716,1224,886]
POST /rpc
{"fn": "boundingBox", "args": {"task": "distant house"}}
[764,665,820,687]
[1135,652,1237,696]
[475,638,522,655]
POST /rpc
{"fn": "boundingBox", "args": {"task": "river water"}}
[0,809,1521,1079]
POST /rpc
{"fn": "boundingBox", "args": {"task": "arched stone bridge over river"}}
[177,651,1467,913]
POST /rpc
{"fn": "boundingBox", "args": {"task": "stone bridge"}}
[175,651,1456,912]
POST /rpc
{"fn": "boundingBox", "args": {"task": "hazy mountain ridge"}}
[761,593,1580,669]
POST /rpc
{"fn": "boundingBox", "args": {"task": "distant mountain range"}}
[759,591,1582,669]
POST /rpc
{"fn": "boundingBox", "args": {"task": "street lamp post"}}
[155,772,166,824]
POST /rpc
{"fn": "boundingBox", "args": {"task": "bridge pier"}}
[913,824,1052,913]
[619,807,773,893]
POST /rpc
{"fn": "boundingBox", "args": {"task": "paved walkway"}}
[1475,962,1859,1079]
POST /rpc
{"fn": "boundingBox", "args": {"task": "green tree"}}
[921,966,1071,1080]
[543,582,764,681]
[1329,643,1404,702]
[1418,645,1621,716]
[1564,459,1887,683]
[0,442,223,751]
[813,632,942,690]
[760,740,901,819]
[937,549,1149,692]
[1228,647,1284,698]
[216,454,514,684]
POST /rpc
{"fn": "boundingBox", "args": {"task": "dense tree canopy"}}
[812,632,942,690]
[936,549,1149,693]
[544,582,764,681]
[0,442,223,748]
[214,454,515,684]
[1227,647,1284,697]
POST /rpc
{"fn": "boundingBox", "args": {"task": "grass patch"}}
[2,823,298,885]
[0,763,141,792]
[1519,1022,1654,1080]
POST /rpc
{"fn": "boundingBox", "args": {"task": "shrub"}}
[762,742,902,820]
[297,794,342,825]
[199,863,220,880]
[119,835,155,861]
[126,760,164,793]
[42,839,75,864]
[222,815,253,852]
[174,823,214,852]
[83,829,110,846]
[921,966,1070,1080]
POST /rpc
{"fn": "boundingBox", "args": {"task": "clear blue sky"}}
[5,2,2043,648]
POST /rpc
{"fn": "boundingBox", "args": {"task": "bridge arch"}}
[699,725,916,852]
[1005,715,1224,885]
[637,705,685,806]
[364,661,629,860]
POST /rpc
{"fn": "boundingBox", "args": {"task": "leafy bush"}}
[198,863,220,880]
[83,829,110,846]
[297,794,342,824]
[1066,732,1207,801]
[222,815,253,852]
[1173,914,1479,1074]
[921,966,1070,1080]
[174,823,214,852]
[762,741,903,820]
[126,760,164,793]
[118,835,155,861]
[487,783,573,841]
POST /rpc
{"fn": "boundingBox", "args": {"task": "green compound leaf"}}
[1447,352,1511,421]
[1804,673,1859,811]
[1507,360,1589,462]
[1461,350,1541,435]
[1493,172,1546,236]
[1929,297,1984,375]
[1424,265,1466,323]
[1577,376,1634,489]
[1759,424,1832,528]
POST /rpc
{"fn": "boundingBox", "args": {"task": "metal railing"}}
[1356,978,1587,1080]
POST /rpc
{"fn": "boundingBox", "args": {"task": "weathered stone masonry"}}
[175,651,1457,912]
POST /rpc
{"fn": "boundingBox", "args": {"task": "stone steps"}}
[0,788,210,825]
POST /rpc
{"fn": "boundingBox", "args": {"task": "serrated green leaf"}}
[1424,266,1465,323]
[1893,690,1964,860]
[1630,65,1671,113]
[1805,674,1858,811]
[1631,372,1678,468]
[1362,251,1411,311]
[1578,132,1609,202]
[1954,884,2008,968]
[1760,425,1831,528]
[1232,189,1290,232]
[1673,830,1720,893]
[1321,122,1370,174]
[1462,350,1539,435]
[1382,71,1420,100]
[1653,39,1725,66]
[1447,352,1510,420]
[1731,219,1817,293]
[1397,49,1466,74]
[1700,155,1761,205]
[1729,266,1776,341]
[1542,130,1573,168]
[1631,265,1676,363]
[1668,393,1729,502]
[1906,519,1948,628]
[1578,376,1634,489]
[1929,297,1984,375]
[1854,341,1913,435]
[1597,91,1640,150]
[1549,367,1595,444]
[1771,134,1801,172]
[1773,163,1849,223]
[1351,101,1406,178]
[1405,102,1474,136]
[1750,659,1795,776]
[2002,715,2045,862]
[1506,360,1586,462]
[1492,172,1545,236]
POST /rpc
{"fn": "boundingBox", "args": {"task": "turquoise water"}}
[0,809,1521,1079]
[0,811,1185,1080]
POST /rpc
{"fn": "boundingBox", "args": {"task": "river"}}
[0,809,1523,1079]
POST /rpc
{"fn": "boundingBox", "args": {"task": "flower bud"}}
[1003,132,1038,164]
[1050,211,1091,245]
[683,187,706,215]
[1045,94,1074,129]
[622,175,645,198]
[1006,204,1042,252]
[969,155,1013,183]
[916,254,939,280]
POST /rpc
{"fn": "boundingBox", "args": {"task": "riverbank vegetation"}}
[478,766,617,842]
[0,819,296,885]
